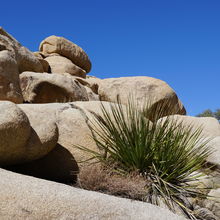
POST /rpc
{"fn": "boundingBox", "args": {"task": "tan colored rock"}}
[0,101,58,166]
[19,101,126,163]
[45,55,86,78]
[33,52,50,72]
[0,168,186,220]
[0,50,23,103]
[98,76,186,119]
[56,102,104,163]
[33,51,46,58]
[20,72,89,103]
[39,35,91,73]
[5,144,79,184]
[86,75,102,94]
[19,102,96,163]
[73,75,100,97]
[0,27,43,73]
[65,101,128,161]
[158,115,220,138]
[20,104,59,161]
[16,46,44,73]
[49,74,99,100]
[0,101,31,165]
[85,86,100,101]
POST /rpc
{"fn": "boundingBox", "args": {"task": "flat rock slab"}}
[0,168,186,220]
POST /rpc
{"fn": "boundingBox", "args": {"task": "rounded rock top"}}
[39,35,91,73]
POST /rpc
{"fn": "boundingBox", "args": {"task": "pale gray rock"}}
[205,137,220,168]
[0,168,186,219]
[158,115,220,138]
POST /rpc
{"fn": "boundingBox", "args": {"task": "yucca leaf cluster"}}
[77,98,212,219]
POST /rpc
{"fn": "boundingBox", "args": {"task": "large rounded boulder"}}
[39,35,91,73]
[0,101,31,165]
[0,101,58,166]
[20,104,59,161]
[98,76,186,119]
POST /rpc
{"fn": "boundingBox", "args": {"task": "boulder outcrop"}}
[3,27,220,219]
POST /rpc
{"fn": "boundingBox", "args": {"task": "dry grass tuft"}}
[76,164,148,201]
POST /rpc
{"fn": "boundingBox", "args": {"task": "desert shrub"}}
[76,97,212,219]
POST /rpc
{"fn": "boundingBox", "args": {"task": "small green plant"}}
[77,97,212,219]
[196,109,220,122]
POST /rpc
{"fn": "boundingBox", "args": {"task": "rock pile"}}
[0,27,220,219]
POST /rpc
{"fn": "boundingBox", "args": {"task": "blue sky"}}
[1,0,219,116]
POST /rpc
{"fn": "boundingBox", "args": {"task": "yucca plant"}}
[76,97,212,219]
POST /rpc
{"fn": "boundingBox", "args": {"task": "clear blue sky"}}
[1,0,219,116]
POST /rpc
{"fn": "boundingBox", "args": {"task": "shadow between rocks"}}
[3,144,79,184]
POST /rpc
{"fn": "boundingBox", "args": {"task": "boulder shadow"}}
[4,144,79,184]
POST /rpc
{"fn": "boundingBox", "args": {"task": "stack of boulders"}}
[0,27,220,219]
